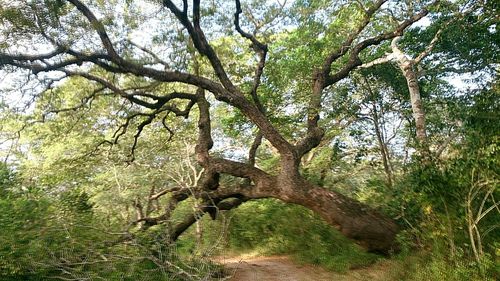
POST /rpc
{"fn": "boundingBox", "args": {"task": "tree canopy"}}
[0,0,499,280]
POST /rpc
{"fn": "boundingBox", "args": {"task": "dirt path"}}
[215,255,394,281]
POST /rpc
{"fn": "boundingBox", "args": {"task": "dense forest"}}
[0,0,498,280]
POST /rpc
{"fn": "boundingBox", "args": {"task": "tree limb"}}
[65,0,121,61]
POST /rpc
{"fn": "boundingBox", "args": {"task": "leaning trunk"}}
[283,184,399,254]
[204,174,400,254]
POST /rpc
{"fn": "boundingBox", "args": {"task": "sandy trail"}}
[215,255,393,281]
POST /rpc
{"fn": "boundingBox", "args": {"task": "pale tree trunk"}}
[391,38,431,162]
[195,220,203,247]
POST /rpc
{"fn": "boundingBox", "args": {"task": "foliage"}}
[219,199,380,272]
[387,82,500,280]
[386,250,495,281]
[1,0,499,280]
[0,169,220,280]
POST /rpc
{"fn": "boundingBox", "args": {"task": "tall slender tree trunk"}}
[362,77,395,187]
[391,39,431,162]
[372,103,394,187]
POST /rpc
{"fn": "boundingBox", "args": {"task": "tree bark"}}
[372,105,394,187]
[391,38,431,161]
[0,0,439,258]
[202,173,400,254]
[286,185,399,254]
[362,77,395,187]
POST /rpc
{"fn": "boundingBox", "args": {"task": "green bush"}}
[220,199,380,271]
[390,250,498,281]
[0,185,218,281]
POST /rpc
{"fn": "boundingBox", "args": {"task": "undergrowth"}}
[179,198,381,273]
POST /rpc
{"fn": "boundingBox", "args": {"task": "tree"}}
[359,0,498,164]
[1,0,456,254]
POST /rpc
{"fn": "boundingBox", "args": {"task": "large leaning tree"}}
[0,0,457,253]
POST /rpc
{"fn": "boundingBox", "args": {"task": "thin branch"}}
[414,27,444,64]
[322,0,388,76]
[66,0,121,61]
[126,40,170,68]
[150,186,182,201]
[326,5,433,86]
[64,70,197,110]
[359,53,395,68]
[47,87,106,114]
[248,131,263,167]
[233,0,268,51]
[234,0,268,113]
[163,0,237,92]
[161,113,175,141]
[435,131,458,158]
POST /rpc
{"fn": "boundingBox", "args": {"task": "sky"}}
[0,0,491,164]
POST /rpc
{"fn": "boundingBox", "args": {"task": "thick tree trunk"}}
[206,173,400,254]
[283,185,399,254]
[155,93,401,255]
[136,183,399,254]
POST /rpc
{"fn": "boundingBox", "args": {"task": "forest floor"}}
[214,255,395,281]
